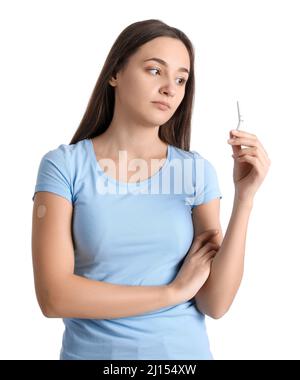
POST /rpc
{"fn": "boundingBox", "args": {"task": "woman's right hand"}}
[169,229,220,303]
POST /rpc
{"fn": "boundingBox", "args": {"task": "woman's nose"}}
[160,85,176,97]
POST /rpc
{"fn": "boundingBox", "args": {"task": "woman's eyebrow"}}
[143,57,190,75]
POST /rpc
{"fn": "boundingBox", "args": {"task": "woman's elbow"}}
[39,298,59,318]
[208,309,227,319]
[36,290,60,318]
[208,304,231,319]
[196,299,229,319]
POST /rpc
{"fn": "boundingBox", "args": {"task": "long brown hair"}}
[69,19,195,151]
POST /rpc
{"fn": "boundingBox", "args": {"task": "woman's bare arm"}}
[192,196,252,318]
[31,192,178,319]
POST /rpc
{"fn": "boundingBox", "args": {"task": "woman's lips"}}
[152,102,169,111]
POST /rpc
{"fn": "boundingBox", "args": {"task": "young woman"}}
[31,19,271,360]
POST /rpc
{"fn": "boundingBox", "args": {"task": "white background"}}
[1,0,299,359]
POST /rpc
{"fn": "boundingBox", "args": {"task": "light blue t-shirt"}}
[32,138,222,360]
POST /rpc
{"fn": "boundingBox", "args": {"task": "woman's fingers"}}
[228,136,258,147]
[197,242,220,256]
[228,135,270,166]
[190,240,219,257]
[205,250,217,263]
[232,144,269,167]
[230,130,270,160]
[230,129,256,139]
[233,147,257,157]
[189,230,219,254]
[232,146,264,164]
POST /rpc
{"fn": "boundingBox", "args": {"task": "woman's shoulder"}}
[171,144,204,161]
[36,139,88,186]
[32,139,87,203]
[40,139,87,164]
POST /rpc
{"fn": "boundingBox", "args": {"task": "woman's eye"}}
[176,78,186,85]
[148,68,160,75]
[148,68,187,86]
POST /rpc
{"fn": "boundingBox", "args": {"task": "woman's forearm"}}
[195,194,253,318]
[45,275,178,319]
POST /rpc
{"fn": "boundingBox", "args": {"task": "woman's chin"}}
[144,114,170,126]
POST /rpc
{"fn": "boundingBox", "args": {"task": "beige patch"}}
[37,204,47,218]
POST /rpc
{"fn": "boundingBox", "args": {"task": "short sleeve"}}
[32,144,73,204]
[191,151,222,208]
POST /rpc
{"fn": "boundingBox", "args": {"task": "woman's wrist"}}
[233,191,254,209]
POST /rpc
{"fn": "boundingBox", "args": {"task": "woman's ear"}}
[109,73,117,87]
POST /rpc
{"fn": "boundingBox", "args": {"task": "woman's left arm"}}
[194,129,271,319]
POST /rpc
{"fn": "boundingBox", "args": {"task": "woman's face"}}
[110,36,191,127]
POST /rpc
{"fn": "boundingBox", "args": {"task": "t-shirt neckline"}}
[86,138,171,188]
